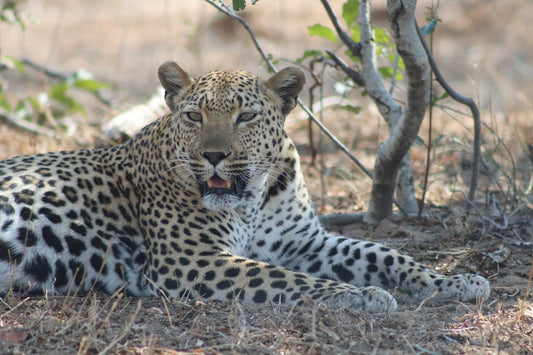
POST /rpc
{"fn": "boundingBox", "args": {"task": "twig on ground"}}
[0,297,29,318]
[488,191,508,228]
[412,343,441,355]
[78,294,124,354]
[401,335,417,354]
[414,290,438,312]
[424,249,469,256]
[160,295,174,328]
[99,299,142,355]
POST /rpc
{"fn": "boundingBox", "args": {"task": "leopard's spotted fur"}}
[0,62,490,311]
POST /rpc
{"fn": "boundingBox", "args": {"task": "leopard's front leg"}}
[149,252,397,312]
[281,232,490,303]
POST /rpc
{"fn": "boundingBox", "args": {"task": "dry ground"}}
[1,0,533,354]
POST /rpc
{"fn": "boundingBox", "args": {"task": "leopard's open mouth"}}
[199,174,245,197]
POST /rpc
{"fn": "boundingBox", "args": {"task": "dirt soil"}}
[1,0,533,354]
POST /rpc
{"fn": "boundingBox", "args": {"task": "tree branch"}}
[204,1,276,73]
[415,23,481,204]
[21,59,112,107]
[358,0,402,126]
[325,51,365,87]
[365,0,430,223]
[319,0,362,58]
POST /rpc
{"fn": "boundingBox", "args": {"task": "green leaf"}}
[387,54,405,70]
[350,24,360,42]
[344,48,360,62]
[13,12,26,30]
[308,24,337,43]
[420,18,437,38]
[0,55,25,72]
[378,67,393,79]
[432,134,446,147]
[378,66,403,80]
[73,79,109,92]
[338,104,361,114]
[15,99,25,112]
[54,95,85,114]
[414,136,427,147]
[342,0,359,27]
[297,49,323,63]
[232,0,246,11]
[431,92,449,105]
[49,82,86,115]
[0,94,10,111]
[50,83,69,99]
[26,96,41,110]
[374,27,389,45]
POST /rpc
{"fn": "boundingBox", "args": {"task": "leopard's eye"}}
[237,112,258,123]
[185,111,202,123]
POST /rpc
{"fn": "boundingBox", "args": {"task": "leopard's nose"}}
[201,151,231,167]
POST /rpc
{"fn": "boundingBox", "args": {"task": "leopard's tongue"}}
[207,175,232,189]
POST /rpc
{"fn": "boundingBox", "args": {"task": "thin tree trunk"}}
[321,0,420,217]
[365,0,430,223]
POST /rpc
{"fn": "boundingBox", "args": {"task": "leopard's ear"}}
[158,61,194,111]
[265,67,305,115]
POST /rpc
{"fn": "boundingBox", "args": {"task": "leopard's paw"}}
[454,274,490,302]
[326,286,397,312]
[361,286,398,311]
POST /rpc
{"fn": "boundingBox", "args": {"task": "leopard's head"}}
[158,61,305,210]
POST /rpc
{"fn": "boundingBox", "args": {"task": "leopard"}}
[0,61,490,311]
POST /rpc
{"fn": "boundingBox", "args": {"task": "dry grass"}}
[1,275,532,354]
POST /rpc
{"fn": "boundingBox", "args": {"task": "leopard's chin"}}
[201,194,241,211]
[198,174,246,210]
